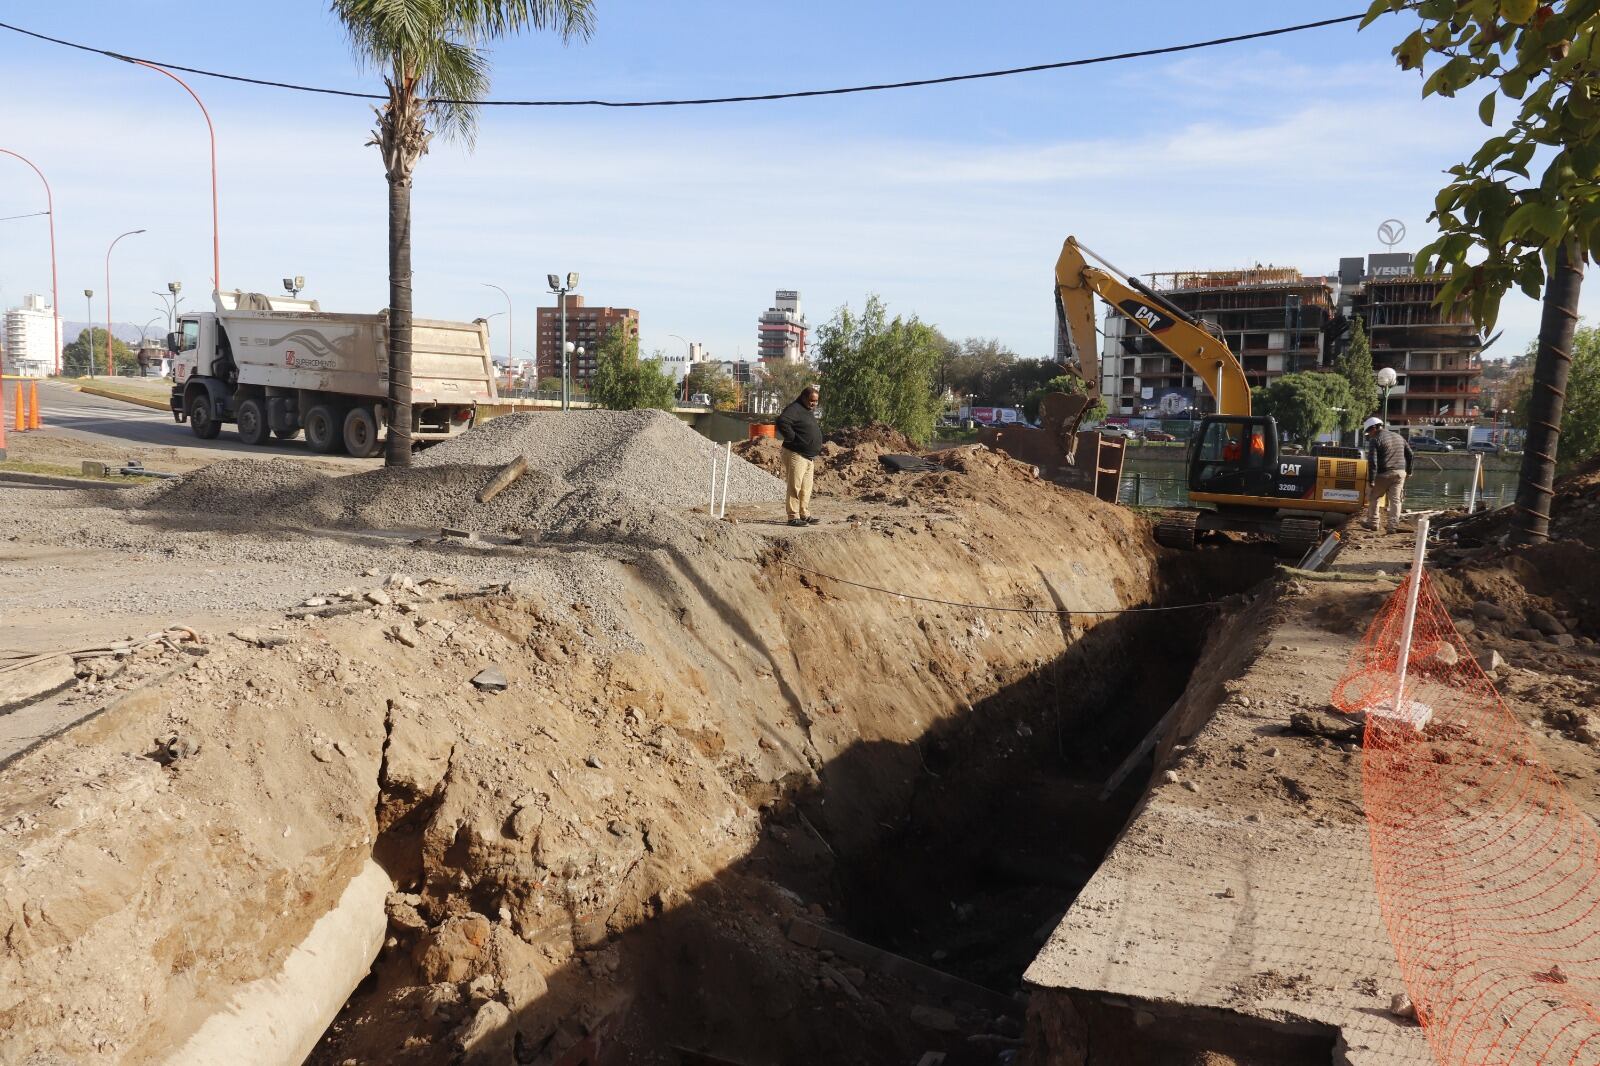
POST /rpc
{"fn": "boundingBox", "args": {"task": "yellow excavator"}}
[1054,236,1369,556]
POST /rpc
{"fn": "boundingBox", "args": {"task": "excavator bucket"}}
[976,388,1091,474]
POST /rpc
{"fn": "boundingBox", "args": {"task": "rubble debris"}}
[470,666,508,692]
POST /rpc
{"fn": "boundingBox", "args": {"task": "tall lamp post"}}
[82,289,94,377]
[481,283,512,368]
[155,281,183,335]
[668,333,693,402]
[106,228,146,378]
[133,61,219,295]
[546,272,579,411]
[1376,366,1398,423]
[0,149,61,375]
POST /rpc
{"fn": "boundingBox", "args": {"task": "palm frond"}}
[331,0,594,146]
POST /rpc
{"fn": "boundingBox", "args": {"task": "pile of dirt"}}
[734,421,926,497]
[1431,539,1600,677]
[1441,455,1600,549]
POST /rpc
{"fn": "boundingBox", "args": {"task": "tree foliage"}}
[1251,372,1358,448]
[684,362,739,411]
[1514,323,1600,464]
[1336,315,1381,422]
[61,328,134,378]
[816,295,945,443]
[1363,0,1600,329]
[750,359,816,413]
[589,323,675,411]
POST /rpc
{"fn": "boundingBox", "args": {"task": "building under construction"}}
[1098,252,1485,427]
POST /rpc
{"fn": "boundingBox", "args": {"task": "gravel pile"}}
[419,410,783,508]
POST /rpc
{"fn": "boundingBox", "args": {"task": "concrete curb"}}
[75,383,170,412]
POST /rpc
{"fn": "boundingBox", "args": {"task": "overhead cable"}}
[0,14,1362,108]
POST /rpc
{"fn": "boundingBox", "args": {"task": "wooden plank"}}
[477,455,529,504]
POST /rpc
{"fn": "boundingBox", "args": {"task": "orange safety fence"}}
[1331,564,1600,1063]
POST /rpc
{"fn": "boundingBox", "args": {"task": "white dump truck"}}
[169,290,497,456]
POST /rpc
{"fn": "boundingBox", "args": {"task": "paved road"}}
[30,381,320,459]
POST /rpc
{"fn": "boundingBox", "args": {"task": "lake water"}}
[1118,454,1519,513]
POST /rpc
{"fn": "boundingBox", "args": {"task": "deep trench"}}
[778,550,1273,974]
[314,544,1280,1066]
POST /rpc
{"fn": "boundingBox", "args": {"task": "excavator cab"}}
[1190,416,1276,498]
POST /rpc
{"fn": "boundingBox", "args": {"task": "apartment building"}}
[1097,251,1485,426]
[4,294,61,377]
[757,291,807,364]
[535,296,639,386]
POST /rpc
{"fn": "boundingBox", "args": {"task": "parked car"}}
[1141,430,1176,442]
[688,392,713,407]
[1467,440,1499,453]
[1409,435,1455,452]
[1098,425,1138,439]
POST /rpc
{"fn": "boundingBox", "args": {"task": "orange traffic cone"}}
[13,384,24,432]
[27,381,40,430]
[0,378,7,458]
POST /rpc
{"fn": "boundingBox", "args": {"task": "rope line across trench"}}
[778,561,1219,616]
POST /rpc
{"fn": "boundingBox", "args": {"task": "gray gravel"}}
[419,410,783,508]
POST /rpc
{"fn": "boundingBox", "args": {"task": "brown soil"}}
[735,421,924,498]
[3,435,1271,1065]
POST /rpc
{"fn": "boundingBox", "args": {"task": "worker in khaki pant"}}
[1362,416,1414,534]
[776,385,822,527]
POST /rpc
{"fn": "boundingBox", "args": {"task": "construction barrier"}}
[1331,549,1600,1063]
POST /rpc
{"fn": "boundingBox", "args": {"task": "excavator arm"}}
[1056,236,1252,417]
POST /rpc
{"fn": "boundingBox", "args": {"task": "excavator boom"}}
[1055,236,1252,417]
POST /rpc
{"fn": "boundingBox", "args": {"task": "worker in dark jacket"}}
[1362,416,1414,533]
[776,386,822,527]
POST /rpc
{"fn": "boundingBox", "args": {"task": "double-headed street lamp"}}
[106,228,146,378]
[482,282,512,368]
[155,281,182,335]
[283,275,305,298]
[547,272,579,411]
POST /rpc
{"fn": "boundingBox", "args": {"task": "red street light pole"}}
[0,149,61,374]
[105,229,147,377]
[130,60,220,297]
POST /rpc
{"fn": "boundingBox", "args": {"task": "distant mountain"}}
[59,320,158,346]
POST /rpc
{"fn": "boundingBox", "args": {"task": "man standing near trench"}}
[1362,416,1414,534]
[776,385,822,528]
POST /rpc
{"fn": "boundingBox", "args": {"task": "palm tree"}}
[333,0,595,466]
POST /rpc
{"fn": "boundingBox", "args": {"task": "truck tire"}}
[236,397,270,446]
[187,392,221,440]
[343,406,383,458]
[304,405,344,454]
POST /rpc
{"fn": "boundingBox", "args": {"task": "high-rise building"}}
[535,295,639,386]
[4,294,61,378]
[1095,251,1485,426]
[758,291,807,364]
[1098,266,1335,418]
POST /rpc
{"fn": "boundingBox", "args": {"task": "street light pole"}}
[83,289,94,377]
[547,272,579,412]
[482,283,512,367]
[132,62,219,296]
[106,228,146,378]
[0,149,60,375]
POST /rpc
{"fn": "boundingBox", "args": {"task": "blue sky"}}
[2,1,1593,365]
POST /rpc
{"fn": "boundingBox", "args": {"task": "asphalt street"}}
[29,380,312,459]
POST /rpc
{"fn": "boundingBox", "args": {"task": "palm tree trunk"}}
[1511,239,1584,544]
[386,171,413,467]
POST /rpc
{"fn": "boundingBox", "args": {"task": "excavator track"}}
[1276,517,1324,560]
[1154,510,1201,551]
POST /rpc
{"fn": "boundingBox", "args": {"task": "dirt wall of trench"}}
[0,449,1166,1065]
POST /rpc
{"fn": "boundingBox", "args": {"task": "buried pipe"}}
[158,859,391,1066]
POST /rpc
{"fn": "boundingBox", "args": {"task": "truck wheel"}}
[343,406,383,458]
[305,405,344,454]
[236,397,270,446]
[187,392,221,440]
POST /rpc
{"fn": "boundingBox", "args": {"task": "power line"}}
[0,14,1364,108]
